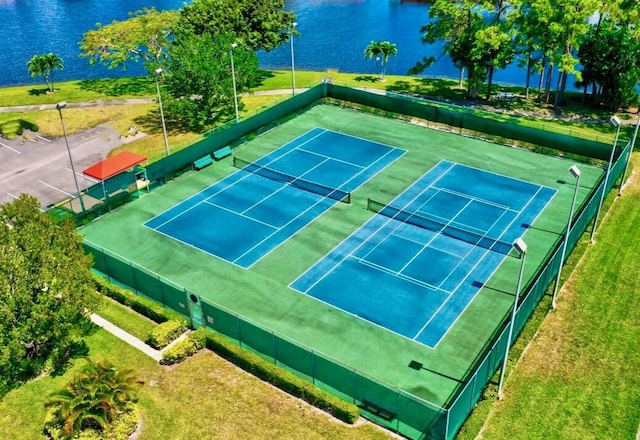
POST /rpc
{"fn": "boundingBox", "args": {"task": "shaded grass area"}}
[469,155,640,439]
[96,296,157,342]
[0,77,156,107]
[0,328,394,439]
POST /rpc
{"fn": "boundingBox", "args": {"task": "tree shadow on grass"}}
[78,77,156,97]
[251,70,277,88]
[27,88,50,96]
[353,75,379,83]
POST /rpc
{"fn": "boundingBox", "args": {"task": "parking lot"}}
[0,125,125,209]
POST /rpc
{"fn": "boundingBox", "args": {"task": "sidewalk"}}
[0,89,310,113]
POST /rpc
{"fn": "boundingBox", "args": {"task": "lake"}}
[0,0,555,88]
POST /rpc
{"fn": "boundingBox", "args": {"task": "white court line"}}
[0,140,20,153]
[37,180,74,197]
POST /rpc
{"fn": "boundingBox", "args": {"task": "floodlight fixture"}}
[154,68,170,156]
[498,238,527,399]
[290,22,298,96]
[610,115,621,127]
[56,102,85,212]
[230,43,240,123]
[552,165,581,308]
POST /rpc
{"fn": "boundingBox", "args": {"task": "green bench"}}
[360,399,396,421]
[213,146,232,160]
[193,154,213,170]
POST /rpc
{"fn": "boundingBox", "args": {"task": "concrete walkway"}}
[0,89,310,113]
[91,314,162,361]
[90,313,192,362]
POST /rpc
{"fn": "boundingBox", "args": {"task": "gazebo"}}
[82,151,148,201]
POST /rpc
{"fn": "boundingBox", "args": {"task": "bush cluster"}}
[146,319,188,349]
[160,328,207,365]
[92,275,173,323]
[203,331,360,424]
[44,403,139,440]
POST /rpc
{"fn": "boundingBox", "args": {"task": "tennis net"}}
[367,198,514,254]
[233,157,351,203]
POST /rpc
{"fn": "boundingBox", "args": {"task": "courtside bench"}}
[193,154,213,170]
[213,146,232,160]
[360,398,396,421]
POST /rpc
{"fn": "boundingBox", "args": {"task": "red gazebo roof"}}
[83,152,147,181]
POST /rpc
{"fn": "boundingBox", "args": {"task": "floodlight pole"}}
[498,238,527,400]
[230,43,240,124]
[591,115,620,243]
[56,102,85,213]
[155,68,171,157]
[619,110,640,196]
[552,165,581,309]
[290,22,297,96]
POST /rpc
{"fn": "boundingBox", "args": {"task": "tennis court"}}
[144,128,404,268]
[292,160,556,347]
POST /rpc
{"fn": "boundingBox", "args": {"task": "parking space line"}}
[0,140,20,153]
[7,192,19,199]
[36,135,51,143]
[66,167,98,183]
[37,179,74,197]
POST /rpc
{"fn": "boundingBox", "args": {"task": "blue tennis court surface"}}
[291,161,556,348]
[144,128,405,268]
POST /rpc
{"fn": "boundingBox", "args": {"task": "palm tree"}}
[45,358,144,437]
[363,41,398,81]
[43,53,64,92]
[26,53,63,93]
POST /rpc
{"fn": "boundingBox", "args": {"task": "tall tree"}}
[416,0,509,99]
[176,0,296,52]
[578,19,640,109]
[164,32,259,130]
[80,7,179,73]
[364,41,398,81]
[0,195,99,392]
[45,358,143,437]
[26,53,63,92]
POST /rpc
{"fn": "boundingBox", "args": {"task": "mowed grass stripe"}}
[477,156,640,439]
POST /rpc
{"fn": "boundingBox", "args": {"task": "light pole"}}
[590,115,620,243]
[498,238,527,400]
[290,22,297,96]
[155,68,170,157]
[56,102,85,213]
[552,165,581,309]
[619,110,640,196]
[230,43,240,123]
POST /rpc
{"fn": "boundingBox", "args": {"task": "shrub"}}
[44,403,139,440]
[92,274,180,324]
[146,319,188,349]
[202,330,359,424]
[160,328,207,365]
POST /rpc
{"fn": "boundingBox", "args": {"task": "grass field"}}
[0,324,394,440]
[471,155,640,439]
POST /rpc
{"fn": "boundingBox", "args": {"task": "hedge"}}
[92,274,180,323]
[161,328,207,365]
[202,330,360,424]
[147,319,188,349]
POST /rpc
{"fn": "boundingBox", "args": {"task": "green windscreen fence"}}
[80,84,631,440]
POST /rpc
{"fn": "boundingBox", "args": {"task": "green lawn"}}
[0,327,394,440]
[96,297,157,342]
[471,154,640,439]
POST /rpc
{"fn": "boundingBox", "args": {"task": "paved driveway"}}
[0,125,124,209]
